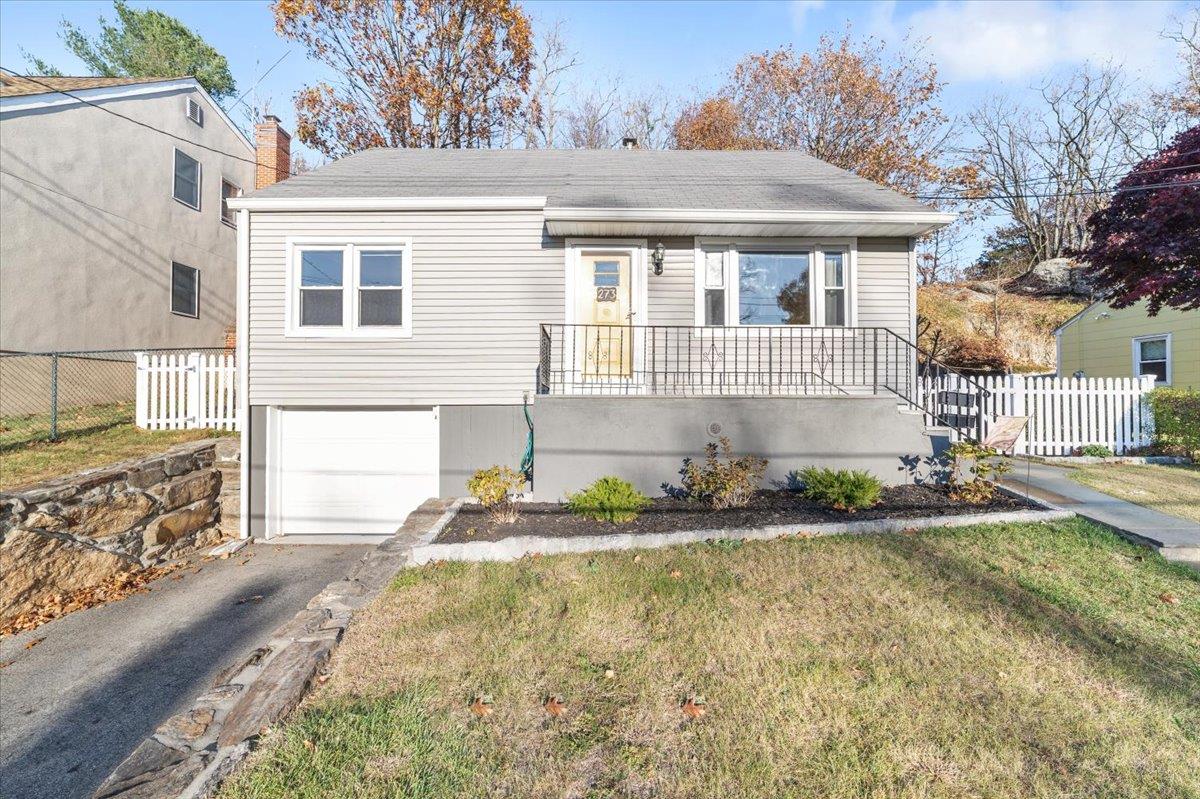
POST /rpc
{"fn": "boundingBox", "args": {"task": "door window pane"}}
[300,290,343,326]
[360,289,403,326]
[739,252,810,325]
[300,251,343,287]
[594,260,620,287]
[360,251,403,286]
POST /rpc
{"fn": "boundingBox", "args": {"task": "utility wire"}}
[226,50,291,118]
[2,68,301,177]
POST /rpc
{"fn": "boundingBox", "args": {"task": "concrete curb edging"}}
[90,499,455,799]
[411,505,1075,564]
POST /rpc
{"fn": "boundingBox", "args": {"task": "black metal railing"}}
[535,324,990,440]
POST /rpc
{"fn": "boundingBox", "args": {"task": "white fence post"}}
[135,352,149,428]
[186,352,202,429]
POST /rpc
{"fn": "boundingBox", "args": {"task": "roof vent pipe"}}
[621,137,638,149]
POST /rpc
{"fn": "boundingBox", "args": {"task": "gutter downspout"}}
[236,208,250,539]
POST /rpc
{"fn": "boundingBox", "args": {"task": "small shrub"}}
[945,441,1012,503]
[797,467,882,512]
[1078,444,1114,458]
[680,437,767,509]
[1148,388,1200,457]
[566,476,650,524]
[467,465,525,524]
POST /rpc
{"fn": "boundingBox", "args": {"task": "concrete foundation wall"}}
[532,396,943,501]
[439,405,530,497]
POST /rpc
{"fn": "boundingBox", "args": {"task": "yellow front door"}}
[577,252,633,378]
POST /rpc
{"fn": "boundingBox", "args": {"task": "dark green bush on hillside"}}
[1148,388,1200,456]
[566,476,651,524]
[797,467,882,512]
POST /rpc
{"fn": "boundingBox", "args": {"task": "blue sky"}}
[1,0,1193,259]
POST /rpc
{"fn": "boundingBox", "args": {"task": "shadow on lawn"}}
[883,531,1200,706]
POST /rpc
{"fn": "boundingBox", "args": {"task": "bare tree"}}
[616,88,675,149]
[967,64,1160,265]
[518,20,577,148]
[563,80,623,148]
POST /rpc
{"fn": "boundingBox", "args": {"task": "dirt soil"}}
[436,485,1039,543]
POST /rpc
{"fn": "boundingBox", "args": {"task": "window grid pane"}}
[738,252,810,325]
[359,289,403,326]
[300,251,344,287]
[171,263,198,317]
[300,289,343,326]
[359,251,403,286]
[1139,339,1167,360]
[824,289,845,326]
[704,251,724,288]
[173,151,199,207]
[824,253,844,287]
[704,289,725,325]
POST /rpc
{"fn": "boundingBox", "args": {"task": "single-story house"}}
[227,148,963,542]
[1056,299,1199,389]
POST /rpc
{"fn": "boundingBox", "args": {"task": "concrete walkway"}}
[0,542,371,799]
[1002,461,1200,562]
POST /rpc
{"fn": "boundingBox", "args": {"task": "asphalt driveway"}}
[0,542,371,799]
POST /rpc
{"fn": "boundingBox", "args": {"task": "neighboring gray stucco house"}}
[228,148,958,542]
[0,72,257,352]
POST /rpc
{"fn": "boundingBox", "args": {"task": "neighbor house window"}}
[173,149,200,210]
[288,239,412,337]
[171,262,199,317]
[221,179,241,226]
[1133,335,1171,384]
[697,241,852,327]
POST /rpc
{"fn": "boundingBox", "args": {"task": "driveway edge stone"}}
[90,498,454,799]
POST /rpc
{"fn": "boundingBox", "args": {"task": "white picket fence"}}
[920,373,1157,455]
[136,352,238,431]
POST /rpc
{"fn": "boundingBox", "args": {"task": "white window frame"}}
[185,96,204,126]
[172,148,201,211]
[284,237,413,338]
[692,237,857,328]
[220,179,241,227]
[170,261,200,318]
[1132,333,1172,385]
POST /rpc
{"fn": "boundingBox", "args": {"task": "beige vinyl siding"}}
[247,219,916,405]
[1059,301,1200,389]
[855,238,912,335]
[646,237,696,325]
[247,210,562,405]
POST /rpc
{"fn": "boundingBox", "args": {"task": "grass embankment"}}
[222,518,1200,799]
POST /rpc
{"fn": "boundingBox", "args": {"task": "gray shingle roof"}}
[252,148,935,213]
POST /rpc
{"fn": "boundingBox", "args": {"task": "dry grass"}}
[918,285,1085,371]
[222,518,1200,799]
[0,423,234,490]
[1067,463,1200,524]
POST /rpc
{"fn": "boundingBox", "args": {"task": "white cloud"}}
[896,0,1183,85]
[791,0,827,31]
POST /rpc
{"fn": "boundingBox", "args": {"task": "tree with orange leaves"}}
[272,0,534,157]
[672,32,952,197]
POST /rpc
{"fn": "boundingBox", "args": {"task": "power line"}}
[2,68,300,177]
[227,51,291,118]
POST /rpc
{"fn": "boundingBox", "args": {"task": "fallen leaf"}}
[303,739,315,752]
[1159,593,1179,605]
[544,695,566,717]
[670,569,683,579]
[24,637,46,650]
[469,694,494,717]
[235,595,265,605]
[633,554,642,563]
[681,695,706,719]
[316,673,331,684]
[603,668,616,680]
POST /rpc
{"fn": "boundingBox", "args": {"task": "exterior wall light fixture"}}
[652,241,665,275]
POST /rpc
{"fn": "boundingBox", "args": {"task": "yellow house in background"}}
[1056,299,1199,389]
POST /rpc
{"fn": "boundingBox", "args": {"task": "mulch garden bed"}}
[435,484,1040,544]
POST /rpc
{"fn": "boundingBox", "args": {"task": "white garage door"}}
[275,408,439,539]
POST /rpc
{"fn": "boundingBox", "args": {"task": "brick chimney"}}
[254,115,291,189]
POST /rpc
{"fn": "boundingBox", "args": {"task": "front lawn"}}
[0,423,234,490]
[1067,462,1200,524]
[222,518,1200,799]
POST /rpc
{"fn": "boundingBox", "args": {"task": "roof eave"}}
[225,195,549,212]
[544,207,956,238]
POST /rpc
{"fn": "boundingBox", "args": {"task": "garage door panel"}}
[276,408,438,538]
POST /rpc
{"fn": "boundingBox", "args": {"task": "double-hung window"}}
[288,239,412,337]
[1133,334,1171,384]
[173,149,200,210]
[221,180,241,226]
[697,241,852,327]
[171,262,200,318]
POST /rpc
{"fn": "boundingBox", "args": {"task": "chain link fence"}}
[0,348,230,451]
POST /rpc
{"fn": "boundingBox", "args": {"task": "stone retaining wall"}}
[0,441,232,625]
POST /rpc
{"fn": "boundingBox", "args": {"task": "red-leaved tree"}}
[1078,125,1200,314]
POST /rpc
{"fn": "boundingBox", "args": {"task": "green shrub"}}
[467,465,525,524]
[1149,388,1200,457]
[1079,444,1114,458]
[797,467,882,512]
[944,441,1012,503]
[681,437,767,509]
[565,476,651,524]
